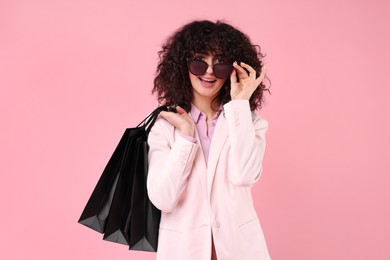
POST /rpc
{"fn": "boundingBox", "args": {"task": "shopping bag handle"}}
[137,106,167,134]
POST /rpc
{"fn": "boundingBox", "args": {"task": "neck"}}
[192,96,219,120]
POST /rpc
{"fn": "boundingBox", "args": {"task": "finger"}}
[240,62,256,79]
[255,65,267,85]
[159,111,180,126]
[176,106,187,115]
[233,61,249,79]
[230,68,237,84]
[159,111,169,118]
[159,111,170,121]
[175,106,193,120]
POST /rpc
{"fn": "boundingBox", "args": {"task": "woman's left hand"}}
[230,62,266,100]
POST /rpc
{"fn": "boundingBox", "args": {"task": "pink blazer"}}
[147,100,271,260]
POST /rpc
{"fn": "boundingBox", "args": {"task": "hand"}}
[230,62,266,100]
[159,106,195,137]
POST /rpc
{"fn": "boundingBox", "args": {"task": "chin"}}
[193,86,221,99]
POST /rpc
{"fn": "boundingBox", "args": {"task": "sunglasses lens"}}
[188,59,233,79]
[188,59,208,76]
[213,64,234,79]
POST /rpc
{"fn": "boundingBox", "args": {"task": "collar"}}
[189,103,223,124]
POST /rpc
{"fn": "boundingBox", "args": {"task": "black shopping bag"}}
[78,106,166,251]
[102,128,144,245]
[128,135,161,251]
[78,130,130,233]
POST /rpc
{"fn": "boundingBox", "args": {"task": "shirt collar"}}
[190,103,223,124]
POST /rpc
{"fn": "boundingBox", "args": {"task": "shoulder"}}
[148,116,176,142]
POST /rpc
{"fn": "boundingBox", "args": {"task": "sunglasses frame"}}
[187,58,234,79]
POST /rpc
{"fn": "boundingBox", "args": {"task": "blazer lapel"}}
[207,113,228,194]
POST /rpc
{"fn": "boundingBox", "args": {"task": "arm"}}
[147,119,198,212]
[224,100,268,186]
[226,63,268,186]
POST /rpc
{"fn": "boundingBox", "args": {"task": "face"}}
[188,53,228,103]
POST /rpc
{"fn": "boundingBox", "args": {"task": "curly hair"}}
[152,20,269,112]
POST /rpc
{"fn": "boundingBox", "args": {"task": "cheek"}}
[217,79,227,88]
[189,73,197,85]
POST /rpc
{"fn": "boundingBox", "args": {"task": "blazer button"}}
[213,220,221,228]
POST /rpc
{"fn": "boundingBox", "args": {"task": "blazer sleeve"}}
[147,118,199,212]
[223,100,268,187]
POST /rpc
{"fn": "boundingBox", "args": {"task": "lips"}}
[200,77,216,82]
[199,77,216,88]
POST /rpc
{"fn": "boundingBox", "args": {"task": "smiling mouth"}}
[199,77,216,83]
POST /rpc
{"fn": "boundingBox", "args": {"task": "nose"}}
[204,57,214,75]
[205,63,213,74]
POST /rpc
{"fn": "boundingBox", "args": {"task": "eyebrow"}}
[194,51,208,56]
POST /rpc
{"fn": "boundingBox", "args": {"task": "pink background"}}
[1,0,389,259]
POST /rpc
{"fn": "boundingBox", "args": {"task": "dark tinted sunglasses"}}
[187,59,234,79]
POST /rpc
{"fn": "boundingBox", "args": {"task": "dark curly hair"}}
[152,20,269,112]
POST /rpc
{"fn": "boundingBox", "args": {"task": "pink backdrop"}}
[1,0,389,259]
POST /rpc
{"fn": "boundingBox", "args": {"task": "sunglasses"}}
[187,58,234,79]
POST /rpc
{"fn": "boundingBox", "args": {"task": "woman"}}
[147,20,271,260]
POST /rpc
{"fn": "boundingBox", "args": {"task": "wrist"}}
[180,126,195,137]
[231,95,250,101]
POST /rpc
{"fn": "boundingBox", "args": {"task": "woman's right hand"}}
[159,106,195,137]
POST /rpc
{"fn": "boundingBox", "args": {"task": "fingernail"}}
[233,61,238,65]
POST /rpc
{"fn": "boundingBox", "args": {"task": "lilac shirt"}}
[180,104,222,165]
